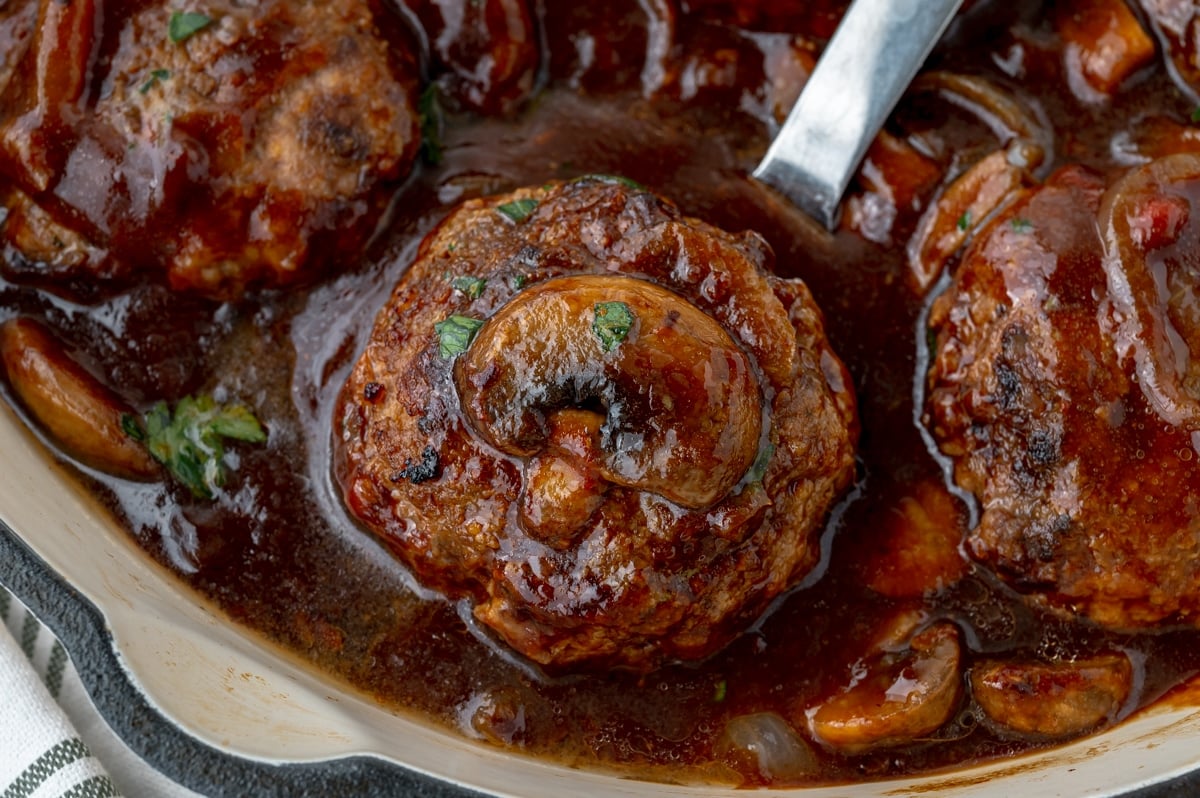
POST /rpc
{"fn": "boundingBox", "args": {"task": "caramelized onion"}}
[907,148,1031,291]
[717,713,818,783]
[1098,153,1200,429]
[904,72,1050,290]
[911,71,1051,169]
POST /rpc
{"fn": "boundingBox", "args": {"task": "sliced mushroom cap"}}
[0,317,158,480]
[456,274,762,511]
[806,620,963,753]
[971,652,1133,739]
[907,148,1032,292]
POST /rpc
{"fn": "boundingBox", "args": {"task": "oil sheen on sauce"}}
[3,0,1200,788]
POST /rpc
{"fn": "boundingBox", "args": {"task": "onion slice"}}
[1098,153,1200,429]
[911,71,1052,171]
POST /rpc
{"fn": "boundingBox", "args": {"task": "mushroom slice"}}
[0,317,157,480]
[456,273,762,510]
[907,148,1032,292]
[806,620,963,753]
[971,652,1133,739]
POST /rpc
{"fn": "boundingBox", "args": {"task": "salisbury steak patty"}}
[0,0,419,297]
[926,160,1200,629]
[334,179,858,671]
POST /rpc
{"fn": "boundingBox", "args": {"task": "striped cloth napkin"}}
[0,588,202,798]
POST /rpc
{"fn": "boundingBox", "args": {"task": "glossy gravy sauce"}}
[4,0,1200,787]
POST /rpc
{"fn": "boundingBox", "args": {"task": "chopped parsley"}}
[168,11,213,43]
[1010,217,1033,233]
[512,273,529,290]
[435,315,484,357]
[139,68,171,94]
[713,680,728,703]
[122,395,266,499]
[418,83,444,165]
[956,210,972,232]
[496,198,538,223]
[451,275,486,299]
[1192,106,1200,124]
[592,301,634,352]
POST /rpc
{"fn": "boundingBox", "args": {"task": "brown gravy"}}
[4,0,1200,787]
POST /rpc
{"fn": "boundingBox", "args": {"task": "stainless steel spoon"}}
[753,0,964,230]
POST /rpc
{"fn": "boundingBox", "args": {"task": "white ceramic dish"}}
[2,397,1200,797]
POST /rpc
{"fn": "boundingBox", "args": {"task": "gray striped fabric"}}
[0,588,123,798]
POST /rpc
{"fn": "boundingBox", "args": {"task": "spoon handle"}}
[753,0,964,230]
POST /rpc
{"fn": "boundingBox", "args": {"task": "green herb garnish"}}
[120,414,143,440]
[168,12,213,43]
[418,83,443,165]
[1010,217,1033,234]
[451,275,486,299]
[435,315,484,357]
[956,210,972,232]
[496,198,538,223]
[713,680,728,703]
[123,395,266,499]
[139,68,171,94]
[1191,106,1200,124]
[593,301,634,351]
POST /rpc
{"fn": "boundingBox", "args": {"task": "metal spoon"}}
[753,0,964,230]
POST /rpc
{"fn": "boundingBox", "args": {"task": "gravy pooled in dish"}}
[9,0,1200,788]
[335,178,857,671]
